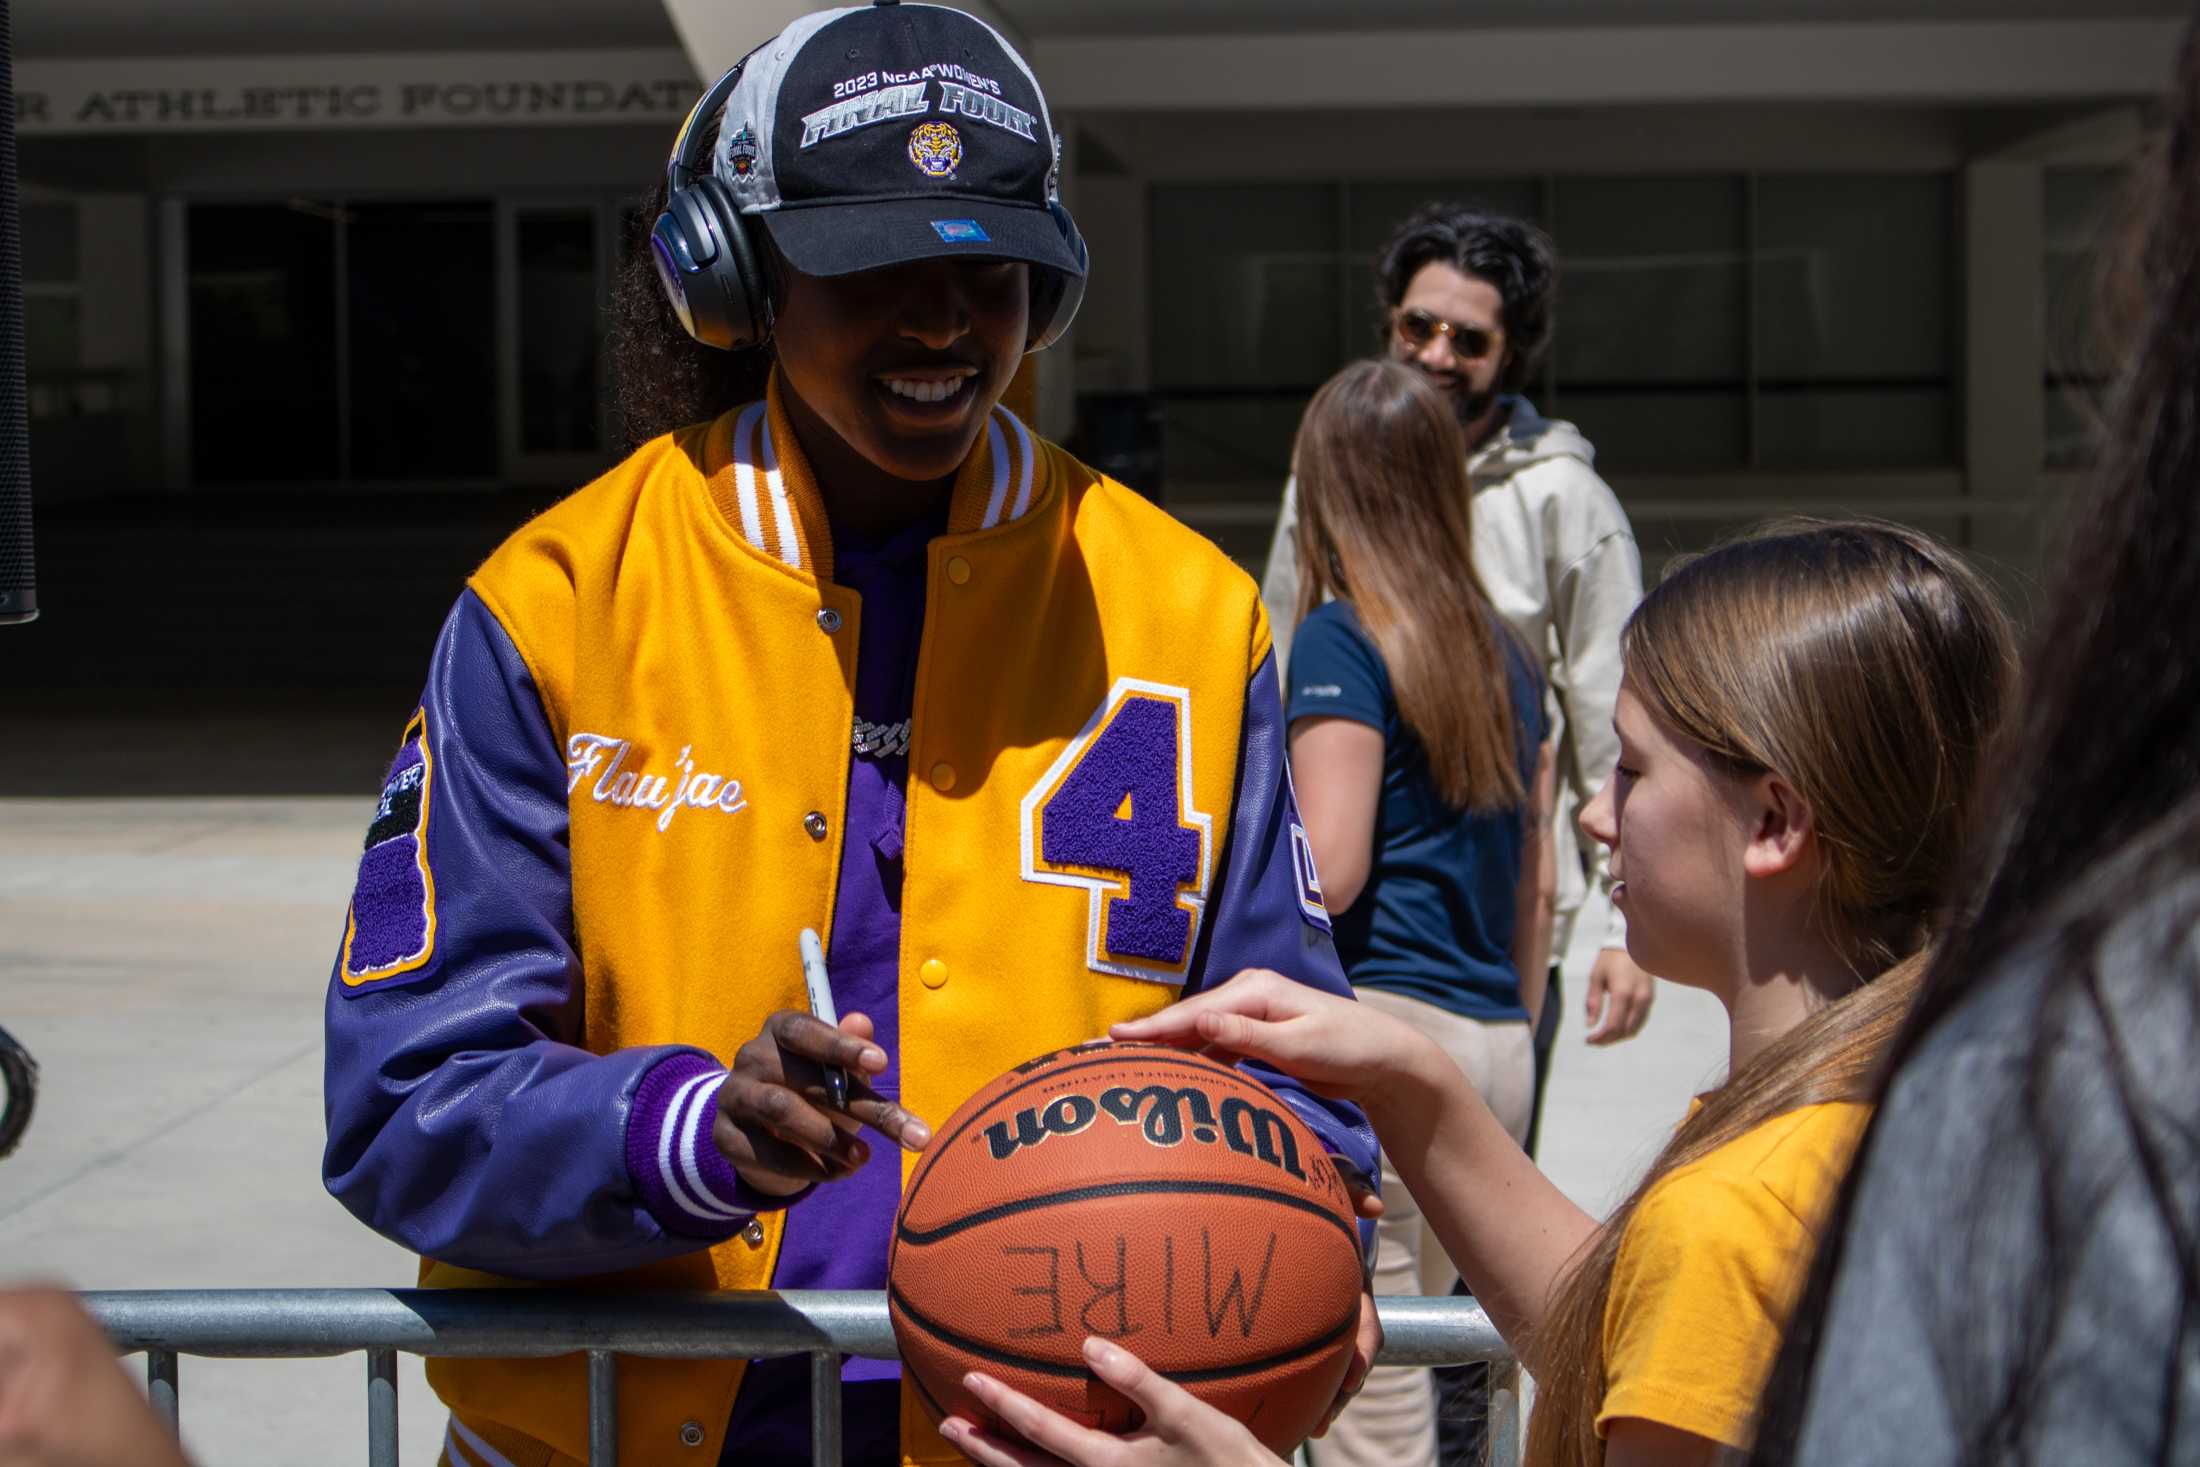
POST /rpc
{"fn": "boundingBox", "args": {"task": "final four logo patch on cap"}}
[726,123,761,179]
[908,121,962,178]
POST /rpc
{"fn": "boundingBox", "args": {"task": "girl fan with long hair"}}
[941,517,2014,1467]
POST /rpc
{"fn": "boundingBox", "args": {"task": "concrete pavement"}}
[0,794,1727,1466]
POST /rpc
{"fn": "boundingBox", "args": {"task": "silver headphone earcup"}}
[1027,203,1088,353]
[651,180,770,352]
[695,179,772,351]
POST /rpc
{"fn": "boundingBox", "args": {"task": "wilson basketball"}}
[889,1041,1364,1452]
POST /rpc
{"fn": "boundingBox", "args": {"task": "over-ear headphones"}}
[650,61,774,353]
[649,60,1088,355]
[1028,203,1088,354]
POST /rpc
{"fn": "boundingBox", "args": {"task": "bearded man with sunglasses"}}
[1265,203,1654,1087]
[1263,202,1648,1467]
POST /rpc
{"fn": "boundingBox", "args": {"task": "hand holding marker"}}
[800,927,850,1109]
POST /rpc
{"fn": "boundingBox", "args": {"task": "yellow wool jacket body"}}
[322,379,1366,1466]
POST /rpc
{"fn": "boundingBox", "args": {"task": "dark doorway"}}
[348,201,498,477]
[515,209,601,455]
[187,198,497,483]
[187,203,341,481]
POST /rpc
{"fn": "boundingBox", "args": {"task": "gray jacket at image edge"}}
[1789,873,2200,1464]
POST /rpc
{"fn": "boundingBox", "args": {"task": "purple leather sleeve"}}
[321,590,745,1277]
[1187,650,1382,1227]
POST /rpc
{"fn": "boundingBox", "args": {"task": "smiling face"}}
[771,254,1030,486]
[1389,261,1508,425]
[1579,681,1760,995]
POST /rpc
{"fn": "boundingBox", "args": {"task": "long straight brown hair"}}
[1292,359,1524,811]
[1523,521,2017,1467]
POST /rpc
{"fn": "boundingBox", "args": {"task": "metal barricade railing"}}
[83,1288,1521,1467]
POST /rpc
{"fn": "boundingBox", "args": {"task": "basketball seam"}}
[895,1177,1359,1248]
[890,1285,1361,1385]
[905,1357,951,1422]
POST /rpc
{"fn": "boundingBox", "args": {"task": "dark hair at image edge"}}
[1749,20,2200,1465]
[1377,203,1557,393]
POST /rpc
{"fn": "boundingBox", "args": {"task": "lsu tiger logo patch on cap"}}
[908,121,962,178]
[340,709,438,987]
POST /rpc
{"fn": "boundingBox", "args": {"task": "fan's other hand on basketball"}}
[1310,1289,1382,1439]
[940,1337,1279,1467]
[1109,969,1438,1113]
[713,1010,932,1197]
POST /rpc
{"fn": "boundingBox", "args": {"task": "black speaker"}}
[0,0,38,626]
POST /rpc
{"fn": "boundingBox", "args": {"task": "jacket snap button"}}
[680,1420,707,1447]
[946,556,971,585]
[919,958,948,990]
[803,811,829,841]
[742,1218,766,1246]
[816,607,842,633]
[929,763,955,792]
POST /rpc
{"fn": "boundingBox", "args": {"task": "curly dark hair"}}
[605,146,774,450]
[1376,204,1557,394]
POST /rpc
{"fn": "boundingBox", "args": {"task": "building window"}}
[187,203,345,481]
[1552,175,1749,472]
[1753,173,1955,471]
[1145,171,1958,493]
[2042,167,2128,470]
[185,197,607,485]
[23,200,84,418]
[516,210,602,456]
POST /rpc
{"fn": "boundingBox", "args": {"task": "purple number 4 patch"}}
[1024,682,1212,977]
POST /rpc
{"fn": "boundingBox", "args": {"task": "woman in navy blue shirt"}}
[1284,358,1555,1467]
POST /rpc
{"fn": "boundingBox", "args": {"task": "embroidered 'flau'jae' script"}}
[566,733,749,833]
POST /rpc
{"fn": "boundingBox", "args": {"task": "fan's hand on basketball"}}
[939,1337,1278,1467]
[714,1010,932,1197]
[1110,969,1432,1110]
[1334,1156,1385,1221]
[1312,1290,1381,1438]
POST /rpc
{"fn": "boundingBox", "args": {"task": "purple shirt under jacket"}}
[719,507,943,1466]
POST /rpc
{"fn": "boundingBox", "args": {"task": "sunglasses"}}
[1392,307,1498,361]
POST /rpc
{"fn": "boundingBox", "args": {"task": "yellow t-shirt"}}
[1595,1100,1869,1450]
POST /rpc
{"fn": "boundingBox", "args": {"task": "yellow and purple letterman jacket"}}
[322,375,1373,1467]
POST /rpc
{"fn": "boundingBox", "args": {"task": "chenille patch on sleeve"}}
[340,709,438,987]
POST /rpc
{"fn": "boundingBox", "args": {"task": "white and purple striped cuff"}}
[626,1052,757,1237]
[444,1415,519,1467]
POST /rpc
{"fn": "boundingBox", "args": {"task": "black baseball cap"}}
[710,1,1083,282]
